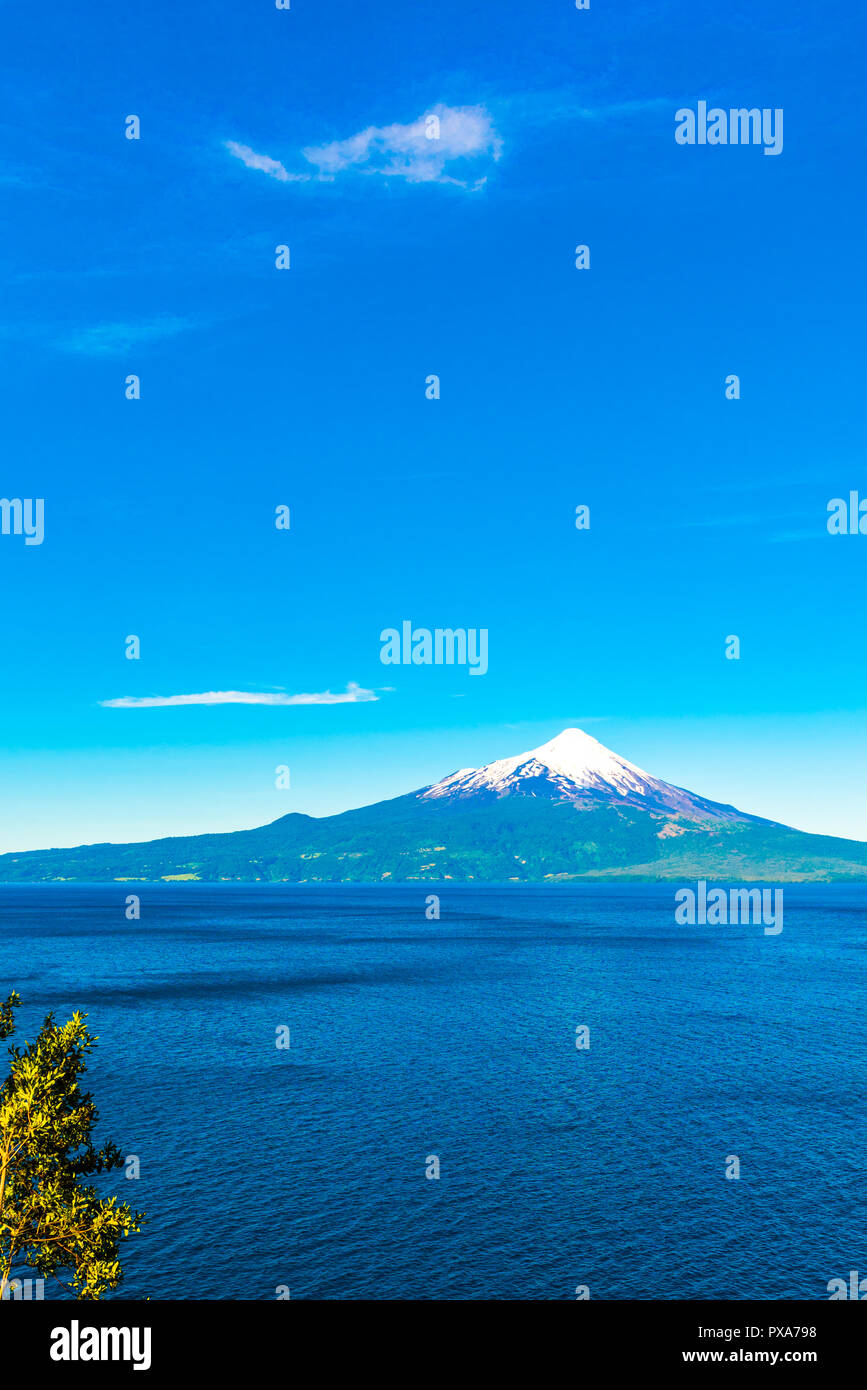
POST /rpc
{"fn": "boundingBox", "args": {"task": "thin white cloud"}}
[224,94,667,193]
[224,140,309,183]
[101,682,378,709]
[501,90,675,128]
[0,315,201,356]
[225,104,502,191]
[58,316,193,355]
[303,104,501,187]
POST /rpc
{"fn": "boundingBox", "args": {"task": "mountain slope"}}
[1,728,865,884]
[418,727,774,823]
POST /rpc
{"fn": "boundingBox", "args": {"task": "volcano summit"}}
[1,728,866,883]
[419,727,768,823]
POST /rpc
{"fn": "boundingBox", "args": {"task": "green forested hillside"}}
[2,793,866,883]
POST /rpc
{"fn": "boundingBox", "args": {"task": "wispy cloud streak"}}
[101,682,379,709]
[303,104,501,186]
[224,140,308,183]
[225,104,502,190]
[58,316,194,354]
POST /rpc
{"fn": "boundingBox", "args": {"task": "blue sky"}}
[1,0,866,851]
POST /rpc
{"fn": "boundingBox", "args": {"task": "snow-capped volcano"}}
[420,727,761,823]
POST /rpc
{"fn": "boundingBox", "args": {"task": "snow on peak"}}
[421,727,657,802]
[527,727,652,792]
[417,725,750,823]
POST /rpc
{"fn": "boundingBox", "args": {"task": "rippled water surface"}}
[2,882,865,1300]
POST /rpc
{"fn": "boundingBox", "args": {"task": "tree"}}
[0,992,144,1300]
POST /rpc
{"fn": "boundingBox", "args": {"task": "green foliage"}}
[0,996,144,1300]
[0,992,20,1043]
[1,795,867,882]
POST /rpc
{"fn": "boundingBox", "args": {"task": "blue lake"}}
[2,882,864,1300]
